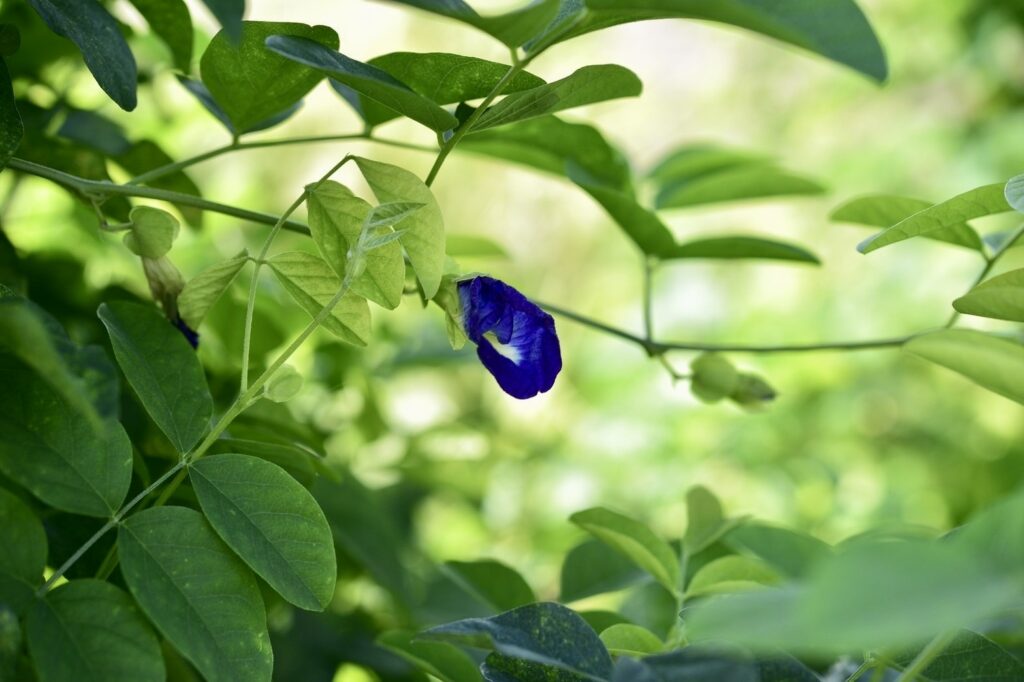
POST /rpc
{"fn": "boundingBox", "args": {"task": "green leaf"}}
[1006,173,1024,213]
[438,560,536,614]
[831,194,983,251]
[690,353,739,404]
[432,274,468,351]
[666,236,820,264]
[123,206,180,259]
[655,165,825,210]
[560,539,645,602]
[952,268,1024,322]
[378,630,482,682]
[378,0,562,48]
[189,453,336,611]
[599,624,663,656]
[611,649,759,682]
[570,507,680,594]
[266,37,458,132]
[26,580,164,682]
[199,0,244,41]
[684,486,735,554]
[729,373,778,408]
[446,234,509,259]
[685,555,782,597]
[178,76,302,135]
[0,355,131,517]
[0,60,21,171]
[892,630,1024,681]
[649,144,768,183]
[473,65,642,132]
[859,184,1011,254]
[343,52,545,129]
[119,507,273,682]
[0,605,19,680]
[267,251,372,346]
[904,329,1024,405]
[128,0,193,71]
[98,301,213,453]
[0,487,46,586]
[757,655,820,682]
[724,522,831,579]
[461,115,632,192]
[355,157,446,298]
[114,141,205,228]
[0,25,19,57]
[306,181,405,309]
[423,602,613,680]
[200,21,338,134]
[544,0,888,82]
[208,437,325,487]
[178,253,249,328]
[25,0,137,110]
[263,365,303,403]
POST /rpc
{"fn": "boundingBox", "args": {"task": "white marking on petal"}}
[484,331,521,364]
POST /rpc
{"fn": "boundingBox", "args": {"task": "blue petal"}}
[458,276,562,399]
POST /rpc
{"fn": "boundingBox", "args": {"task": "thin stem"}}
[642,257,656,347]
[845,658,877,682]
[896,630,957,681]
[945,222,1024,328]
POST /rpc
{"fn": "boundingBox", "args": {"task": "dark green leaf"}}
[438,560,536,614]
[724,522,831,579]
[831,194,983,251]
[666,236,820,264]
[621,581,679,640]
[892,630,1024,681]
[859,184,1011,254]
[200,21,338,134]
[423,602,613,680]
[25,0,137,110]
[119,507,273,682]
[461,115,632,192]
[655,166,825,210]
[0,605,19,681]
[570,507,680,594]
[189,454,336,611]
[98,301,213,453]
[378,630,482,682]
[904,330,1024,405]
[178,253,249,328]
[128,0,193,71]
[560,539,645,602]
[599,624,663,656]
[1006,173,1024,213]
[757,655,821,682]
[611,649,759,682]
[0,25,19,57]
[473,65,642,132]
[208,437,324,487]
[199,0,244,41]
[0,59,22,170]
[378,0,562,48]
[0,487,46,586]
[0,355,131,517]
[55,108,130,156]
[952,268,1024,322]
[178,76,303,135]
[267,251,372,346]
[266,37,458,132]
[26,580,164,682]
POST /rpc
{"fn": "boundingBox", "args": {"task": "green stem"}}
[642,257,656,346]
[897,630,957,681]
[945,222,1024,328]
[845,658,877,682]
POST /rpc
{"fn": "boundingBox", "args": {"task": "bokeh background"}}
[4,0,1024,606]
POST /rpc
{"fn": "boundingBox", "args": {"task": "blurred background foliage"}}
[2,0,1024,661]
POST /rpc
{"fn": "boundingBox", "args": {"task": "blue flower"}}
[458,276,562,399]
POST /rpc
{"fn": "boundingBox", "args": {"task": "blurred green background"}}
[3,0,1024,607]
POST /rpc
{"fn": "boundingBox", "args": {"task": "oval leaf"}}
[178,253,249,328]
[560,539,645,603]
[666,236,820,264]
[656,166,825,210]
[376,0,561,48]
[685,555,782,597]
[831,194,983,251]
[599,624,663,656]
[119,506,273,682]
[570,507,680,594]
[953,268,1024,323]
[378,630,482,682]
[904,329,1024,405]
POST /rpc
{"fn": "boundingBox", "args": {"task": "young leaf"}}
[904,329,1024,405]
[123,206,181,259]
[128,0,193,71]
[667,236,820,264]
[365,201,424,229]
[200,21,338,134]
[461,115,633,192]
[178,253,249,328]
[831,194,983,251]
[377,0,562,48]
[25,0,138,110]
[423,602,613,680]
[684,486,736,554]
[267,251,372,346]
[355,157,446,298]
[0,487,47,586]
[892,629,1024,681]
[859,185,1011,254]
[199,0,244,41]
[26,580,164,682]
[570,507,681,594]
[265,37,458,132]
[599,624,664,657]
[189,454,337,611]
[0,60,21,171]
[655,165,825,210]
[98,301,213,453]
[0,355,131,517]
[378,630,482,682]
[119,507,273,682]
[685,555,782,597]
[952,268,1024,323]
[690,353,739,404]
[1006,173,1024,212]
[472,65,642,132]
[263,365,303,403]
[560,539,646,603]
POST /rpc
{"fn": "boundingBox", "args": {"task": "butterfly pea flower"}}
[457,276,562,399]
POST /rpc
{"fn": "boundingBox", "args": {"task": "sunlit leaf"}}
[684,486,738,554]
[649,144,767,183]
[655,165,825,210]
[178,253,249,328]
[904,329,1024,405]
[831,194,983,251]
[570,507,680,594]
[123,206,180,259]
[378,0,562,48]
[666,236,820,264]
[599,623,663,656]
[446,234,509,259]
[952,268,1024,323]
[128,0,193,71]
[690,353,739,404]
[685,555,782,597]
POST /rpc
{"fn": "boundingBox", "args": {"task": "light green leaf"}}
[831,194,983,251]
[461,115,633,192]
[690,353,738,404]
[366,201,425,229]
[730,373,778,408]
[178,253,249,328]
[200,21,338,133]
[264,365,303,403]
[378,630,482,682]
[0,60,22,171]
[123,206,180,259]
[1006,173,1024,213]
[666,236,820,264]
[904,329,1024,405]
[685,555,782,597]
[267,251,372,346]
[26,580,164,682]
[446,234,508,259]
[684,486,737,554]
[0,487,46,586]
[724,522,831,579]
[649,144,768,183]
[431,275,468,351]
[570,507,680,594]
[307,181,405,310]
[859,185,1011,254]
[128,0,193,71]
[119,507,273,682]
[266,37,458,132]
[0,355,131,517]
[892,630,1024,681]
[189,454,336,611]
[599,623,663,656]
[26,0,137,110]
[560,539,645,603]
[355,157,446,298]
[98,301,213,453]
[656,165,825,210]
[953,268,1024,323]
[377,0,562,48]
[473,64,642,132]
